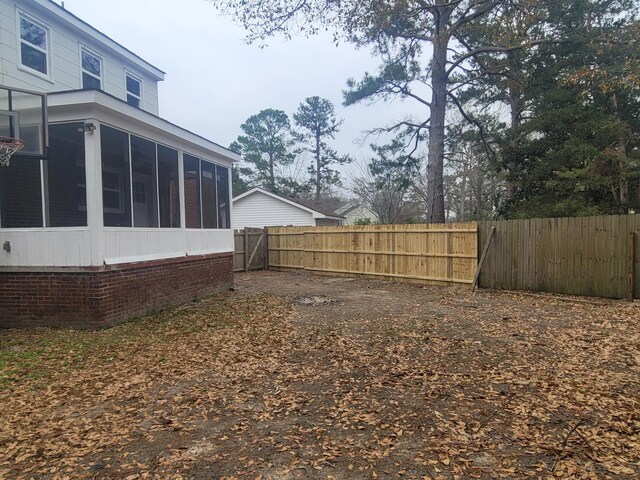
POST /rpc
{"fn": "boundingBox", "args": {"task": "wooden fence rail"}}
[478,214,639,299]
[267,223,478,285]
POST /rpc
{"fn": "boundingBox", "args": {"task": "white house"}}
[335,202,379,225]
[233,187,344,228]
[0,0,239,328]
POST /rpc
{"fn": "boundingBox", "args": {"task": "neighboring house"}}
[336,202,379,225]
[233,187,344,228]
[0,0,240,328]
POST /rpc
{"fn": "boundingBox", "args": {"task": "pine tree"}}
[293,97,352,199]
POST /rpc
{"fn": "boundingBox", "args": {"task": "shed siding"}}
[0,0,160,114]
[233,192,314,228]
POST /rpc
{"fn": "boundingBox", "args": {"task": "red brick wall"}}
[0,253,233,329]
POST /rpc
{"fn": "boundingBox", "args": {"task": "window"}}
[133,182,146,203]
[201,161,217,228]
[184,155,201,228]
[0,159,43,228]
[100,126,181,229]
[125,73,141,108]
[47,123,87,227]
[0,122,87,229]
[183,155,231,230]
[216,166,230,229]
[81,47,101,90]
[101,125,132,227]
[19,14,48,76]
[130,135,158,227]
[157,145,180,228]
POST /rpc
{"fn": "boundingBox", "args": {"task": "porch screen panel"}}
[216,165,230,229]
[201,160,217,229]
[47,123,86,227]
[131,135,158,228]
[184,154,201,228]
[101,125,132,227]
[0,159,42,228]
[158,145,180,228]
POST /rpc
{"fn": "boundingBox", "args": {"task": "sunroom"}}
[0,89,240,328]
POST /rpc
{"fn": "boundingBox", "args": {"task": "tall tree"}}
[213,0,547,222]
[496,2,640,216]
[230,108,298,192]
[454,0,640,216]
[293,96,352,199]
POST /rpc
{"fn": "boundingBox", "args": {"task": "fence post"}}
[263,227,269,271]
[628,232,636,302]
[243,229,249,272]
[472,226,495,293]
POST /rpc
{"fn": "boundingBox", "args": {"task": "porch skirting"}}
[0,252,233,329]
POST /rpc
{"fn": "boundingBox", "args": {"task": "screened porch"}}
[0,90,238,268]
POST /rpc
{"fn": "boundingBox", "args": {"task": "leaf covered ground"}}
[0,271,639,479]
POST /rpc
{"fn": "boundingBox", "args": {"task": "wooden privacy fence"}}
[233,228,266,272]
[478,214,639,299]
[267,223,478,285]
[238,214,638,299]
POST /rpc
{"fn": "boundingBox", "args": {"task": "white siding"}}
[103,229,233,265]
[0,229,92,267]
[0,0,160,114]
[233,191,315,228]
[0,229,234,268]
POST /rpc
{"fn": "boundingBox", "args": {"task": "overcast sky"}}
[60,0,426,187]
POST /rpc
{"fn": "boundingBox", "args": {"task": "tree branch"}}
[446,39,550,75]
[447,92,496,159]
[450,0,500,31]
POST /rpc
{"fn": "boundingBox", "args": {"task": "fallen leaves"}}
[0,271,638,479]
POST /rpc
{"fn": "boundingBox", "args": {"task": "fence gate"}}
[234,228,266,272]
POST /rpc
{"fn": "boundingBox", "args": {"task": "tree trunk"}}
[504,85,523,201]
[315,132,321,200]
[460,160,468,222]
[426,31,449,224]
[268,152,275,190]
[618,137,629,210]
[611,93,629,211]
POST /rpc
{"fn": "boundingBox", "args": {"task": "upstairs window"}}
[81,47,102,90]
[125,73,141,108]
[19,14,48,76]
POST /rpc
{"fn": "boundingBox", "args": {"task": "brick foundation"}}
[0,252,233,329]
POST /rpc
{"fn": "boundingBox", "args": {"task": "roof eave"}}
[48,89,240,162]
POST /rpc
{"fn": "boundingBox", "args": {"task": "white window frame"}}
[124,71,142,108]
[16,11,51,80]
[79,45,102,90]
[102,166,125,215]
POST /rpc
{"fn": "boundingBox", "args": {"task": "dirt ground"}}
[1,271,639,479]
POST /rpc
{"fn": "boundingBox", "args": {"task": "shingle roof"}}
[271,192,345,219]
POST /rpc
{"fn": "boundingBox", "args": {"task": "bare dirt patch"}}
[1,271,638,479]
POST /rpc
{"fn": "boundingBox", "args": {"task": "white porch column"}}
[83,119,104,267]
